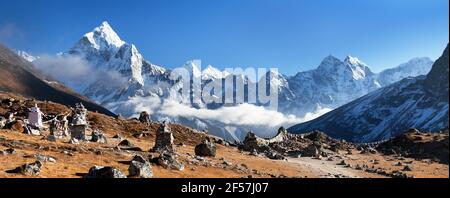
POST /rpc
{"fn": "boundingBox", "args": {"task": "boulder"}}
[128,161,153,178]
[84,166,127,178]
[12,161,43,176]
[194,138,216,157]
[91,130,107,143]
[156,152,184,171]
[240,132,270,152]
[303,143,320,157]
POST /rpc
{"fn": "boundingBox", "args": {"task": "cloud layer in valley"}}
[106,96,332,138]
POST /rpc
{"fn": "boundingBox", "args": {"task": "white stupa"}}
[28,104,44,128]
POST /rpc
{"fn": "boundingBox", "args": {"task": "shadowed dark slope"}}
[0,44,115,117]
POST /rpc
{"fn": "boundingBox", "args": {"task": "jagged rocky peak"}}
[84,21,125,50]
[344,55,374,79]
[315,54,373,80]
[69,21,125,57]
[344,55,365,66]
[425,44,449,97]
[317,55,343,70]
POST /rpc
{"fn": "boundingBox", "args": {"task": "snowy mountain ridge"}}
[30,21,436,141]
[288,44,449,142]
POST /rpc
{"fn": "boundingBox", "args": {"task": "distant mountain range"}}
[289,44,449,142]
[13,21,439,142]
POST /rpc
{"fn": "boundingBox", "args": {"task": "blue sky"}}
[0,0,448,74]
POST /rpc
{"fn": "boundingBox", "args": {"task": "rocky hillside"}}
[1,92,447,178]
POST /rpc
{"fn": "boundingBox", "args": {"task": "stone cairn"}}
[69,103,88,140]
[24,104,43,135]
[151,121,174,153]
[49,115,69,138]
[27,104,44,129]
[138,111,150,125]
[151,122,184,171]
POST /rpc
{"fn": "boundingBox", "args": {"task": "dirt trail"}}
[287,157,365,178]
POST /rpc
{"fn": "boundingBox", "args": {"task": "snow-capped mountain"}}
[41,21,435,142]
[376,57,434,86]
[279,55,434,117]
[15,50,40,62]
[65,21,167,103]
[288,45,449,142]
[281,55,381,116]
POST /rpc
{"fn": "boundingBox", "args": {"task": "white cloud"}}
[105,96,331,138]
[34,55,127,92]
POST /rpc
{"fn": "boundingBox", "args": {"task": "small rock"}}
[337,160,347,165]
[265,151,285,160]
[194,155,205,161]
[46,135,57,142]
[69,138,79,145]
[118,139,135,147]
[128,161,153,178]
[32,154,57,163]
[132,155,148,163]
[222,160,233,166]
[347,150,353,155]
[112,134,123,140]
[403,165,412,171]
[84,166,127,178]
[391,170,408,178]
[250,149,258,156]
[0,148,16,155]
